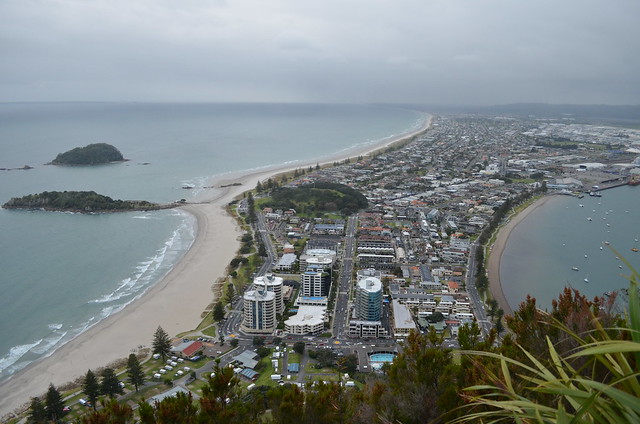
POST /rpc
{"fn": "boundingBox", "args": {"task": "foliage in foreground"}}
[453,256,640,424]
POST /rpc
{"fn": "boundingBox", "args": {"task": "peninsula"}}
[2,191,174,213]
[50,143,125,165]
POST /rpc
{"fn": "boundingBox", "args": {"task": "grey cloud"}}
[0,0,638,105]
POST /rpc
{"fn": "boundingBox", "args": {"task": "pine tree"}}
[82,369,101,410]
[27,397,46,423]
[213,301,225,322]
[225,283,235,304]
[44,384,65,422]
[246,192,256,224]
[152,325,172,361]
[101,367,124,398]
[127,353,145,392]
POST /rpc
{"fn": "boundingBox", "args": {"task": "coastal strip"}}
[487,195,561,316]
[0,114,432,416]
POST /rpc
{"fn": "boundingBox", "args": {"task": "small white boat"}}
[584,274,589,283]
[571,266,579,271]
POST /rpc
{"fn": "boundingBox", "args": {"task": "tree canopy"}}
[2,191,162,213]
[51,143,124,165]
[127,353,145,393]
[44,384,65,422]
[262,182,368,215]
[101,367,124,398]
[82,369,100,410]
[152,326,172,361]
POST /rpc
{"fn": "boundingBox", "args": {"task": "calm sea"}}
[0,102,425,381]
[500,185,640,312]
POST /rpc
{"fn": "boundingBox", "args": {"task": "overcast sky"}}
[1,0,639,105]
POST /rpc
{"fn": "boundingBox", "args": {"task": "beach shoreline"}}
[487,195,560,316]
[0,114,432,418]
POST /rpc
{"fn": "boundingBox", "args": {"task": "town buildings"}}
[255,113,640,343]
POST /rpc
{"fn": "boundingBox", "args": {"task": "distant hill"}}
[50,143,125,165]
[400,102,640,127]
[2,191,171,213]
[478,103,640,125]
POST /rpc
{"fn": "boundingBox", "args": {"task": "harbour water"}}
[500,186,640,312]
[0,102,426,381]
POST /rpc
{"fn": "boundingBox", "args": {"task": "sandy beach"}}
[0,114,431,417]
[486,195,560,316]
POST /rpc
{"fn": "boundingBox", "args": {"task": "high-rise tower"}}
[355,276,383,321]
[253,274,284,314]
[241,288,276,333]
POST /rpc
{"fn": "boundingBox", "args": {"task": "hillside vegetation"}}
[2,191,165,212]
[51,143,125,165]
[261,182,368,215]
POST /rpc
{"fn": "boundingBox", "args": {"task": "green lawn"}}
[252,353,282,387]
[303,361,334,375]
[201,325,217,338]
[287,352,301,364]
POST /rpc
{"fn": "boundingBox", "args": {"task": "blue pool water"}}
[370,353,396,363]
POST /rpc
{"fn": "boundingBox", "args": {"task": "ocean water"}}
[500,186,640,312]
[0,102,426,381]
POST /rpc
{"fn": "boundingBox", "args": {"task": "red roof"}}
[182,341,203,357]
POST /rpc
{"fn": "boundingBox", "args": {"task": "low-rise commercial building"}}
[285,305,326,335]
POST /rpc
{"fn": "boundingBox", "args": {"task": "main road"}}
[466,242,492,336]
[255,211,277,277]
[332,215,357,338]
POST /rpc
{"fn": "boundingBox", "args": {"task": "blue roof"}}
[240,368,259,379]
[287,363,300,373]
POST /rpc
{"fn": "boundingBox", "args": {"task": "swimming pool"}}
[369,353,396,363]
[369,353,396,370]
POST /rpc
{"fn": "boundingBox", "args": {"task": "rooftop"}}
[392,300,417,330]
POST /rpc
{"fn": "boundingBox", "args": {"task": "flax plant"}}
[453,253,640,423]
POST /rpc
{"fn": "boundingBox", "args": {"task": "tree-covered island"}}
[50,143,125,165]
[2,191,177,213]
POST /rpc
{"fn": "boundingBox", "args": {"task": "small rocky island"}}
[2,191,177,213]
[50,143,125,165]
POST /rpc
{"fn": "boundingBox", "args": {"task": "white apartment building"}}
[253,274,284,315]
[241,289,276,334]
